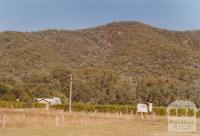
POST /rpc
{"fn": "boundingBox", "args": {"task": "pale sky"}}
[0,0,200,31]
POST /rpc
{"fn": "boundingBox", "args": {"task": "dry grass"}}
[0,115,200,136]
[0,108,135,128]
[1,109,200,136]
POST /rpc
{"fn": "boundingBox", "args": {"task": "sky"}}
[0,0,200,31]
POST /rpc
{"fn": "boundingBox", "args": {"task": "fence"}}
[0,109,143,128]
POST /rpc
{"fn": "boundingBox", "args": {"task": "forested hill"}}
[1,21,200,106]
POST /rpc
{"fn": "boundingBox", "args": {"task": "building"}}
[35,97,61,105]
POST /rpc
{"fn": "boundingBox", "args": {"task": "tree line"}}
[1,65,200,107]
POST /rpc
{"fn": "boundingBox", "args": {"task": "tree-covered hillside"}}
[1,22,200,106]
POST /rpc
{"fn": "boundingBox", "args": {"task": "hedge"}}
[0,101,45,108]
[1,101,200,117]
[51,103,136,114]
[51,103,200,116]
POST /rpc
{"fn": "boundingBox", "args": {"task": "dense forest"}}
[1,22,200,106]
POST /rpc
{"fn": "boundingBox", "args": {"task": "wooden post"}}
[69,74,73,113]
[80,111,84,124]
[130,111,133,119]
[146,112,149,119]
[94,110,97,117]
[83,111,87,124]
[55,115,59,127]
[2,114,6,128]
[101,112,104,121]
[46,103,49,111]
[141,112,144,119]
[25,114,29,128]
[106,112,108,118]
[116,112,119,120]
[120,112,122,119]
[61,113,64,122]
[153,112,156,119]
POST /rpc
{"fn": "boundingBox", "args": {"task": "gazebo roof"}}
[168,100,196,109]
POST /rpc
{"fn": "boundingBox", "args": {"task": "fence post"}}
[120,112,122,119]
[106,112,108,118]
[55,115,59,127]
[153,112,156,119]
[2,114,6,128]
[61,113,64,122]
[130,111,133,119]
[94,110,97,117]
[25,114,29,128]
[116,112,119,120]
[141,112,144,119]
[101,112,104,121]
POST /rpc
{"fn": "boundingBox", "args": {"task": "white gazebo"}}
[167,100,197,132]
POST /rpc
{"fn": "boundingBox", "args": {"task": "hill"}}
[1,21,200,106]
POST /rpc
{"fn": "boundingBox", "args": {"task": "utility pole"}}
[69,74,73,112]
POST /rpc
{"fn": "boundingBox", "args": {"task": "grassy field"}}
[0,118,200,136]
[0,109,200,136]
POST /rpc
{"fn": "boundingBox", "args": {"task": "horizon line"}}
[1,20,200,33]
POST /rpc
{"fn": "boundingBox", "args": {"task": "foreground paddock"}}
[0,109,200,136]
[0,117,200,136]
[0,109,135,128]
